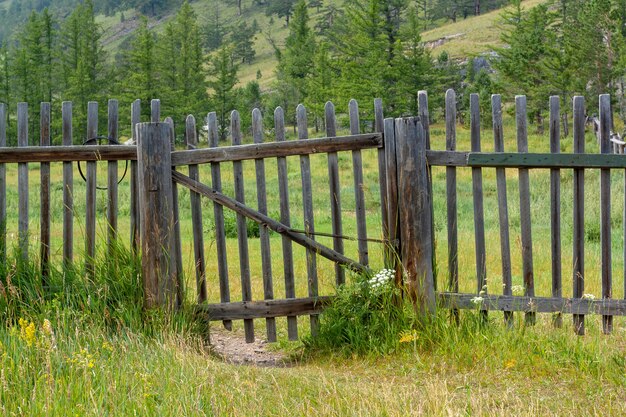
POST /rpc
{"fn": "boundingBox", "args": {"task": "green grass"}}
[3,94,626,414]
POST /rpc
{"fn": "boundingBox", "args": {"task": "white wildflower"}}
[368,269,394,289]
[470,296,484,305]
[511,285,525,296]
[582,293,596,300]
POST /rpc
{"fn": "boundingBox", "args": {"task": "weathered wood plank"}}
[599,94,613,334]
[199,297,333,321]
[397,117,436,317]
[151,99,160,123]
[374,98,388,248]
[165,116,183,309]
[384,117,399,274]
[573,96,586,335]
[252,108,276,342]
[170,133,382,166]
[275,107,298,340]
[130,100,140,254]
[107,99,119,254]
[40,102,51,283]
[349,100,369,265]
[428,150,626,169]
[439,293,626,316]
[516,95,535,325]
[232,110,255,343]
[85,101,98,276]
[470,95,487,307]
[17,103,28,259]
[136,122,176,309]
[0,136,382,164]
[0,104,6,263]
[325,101,345,286]
[492,94,512,326]
[0,146,137,163]
[419,91,436,291]
[208,111,232,330]
[62,102,73,264]
[445,90,458,300]
[549,96,562,328]
[297,104,319,335]
[186,115,207,304]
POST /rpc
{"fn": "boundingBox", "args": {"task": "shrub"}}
[304,269,415,356]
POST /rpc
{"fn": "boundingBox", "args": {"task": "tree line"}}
[0,0,471,144]
[493,0,626,133]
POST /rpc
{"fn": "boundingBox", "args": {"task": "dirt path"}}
[209,327,291,367]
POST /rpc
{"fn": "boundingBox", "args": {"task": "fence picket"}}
[384,117,399,275]
[445,90,458,303]
[549,96,562,328]
[107,99,119,253]
[40,102,51,282]
[325,101,345,286]
[470,94,487,316]
[297,104,319,335]
[349,99,369,265]
[151,99,160,122]
[165,116,183,308]
[374,98,388,246]
[419,91,436,290]
[17,103,28,259]
[252,108,276,342]
[0,104,5,263]
[130,100,140,254]
[275,107,298,340]
[232,110,254,342]
[516,95,535,325]
[62,102,73,264]
[186,115,207,304]
[599,94,613,334]
[86,102,98,275]
[208,111,232,330]
[492,94,512,327]
[573,96,586,335]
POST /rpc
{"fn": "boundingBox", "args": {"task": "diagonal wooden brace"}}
[172,170,369,275]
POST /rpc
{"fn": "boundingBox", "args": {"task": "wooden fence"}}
[4,90,626,342]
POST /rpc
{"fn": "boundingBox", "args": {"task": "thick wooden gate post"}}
[136,122,177,309]
[397,117,436,317]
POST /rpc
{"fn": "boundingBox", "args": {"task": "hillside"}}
[0,0,545,90]
[421,0,547,59]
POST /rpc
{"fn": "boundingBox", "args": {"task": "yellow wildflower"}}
[399,330,419,344]
[504,359,517,369]
[19,318,36,347]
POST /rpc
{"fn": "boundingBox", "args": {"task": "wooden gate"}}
[136,100,390,343]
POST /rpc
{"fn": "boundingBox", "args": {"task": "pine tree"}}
[118,16,159,119]
[494,2,556,130]
[209,45,239,141]
[391,10,431,115]
[305,42,336,131]
[159,1,209,136]
[59,0,106,138]
[279,0,315,102]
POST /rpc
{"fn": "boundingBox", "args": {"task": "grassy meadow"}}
[2,98,626,415]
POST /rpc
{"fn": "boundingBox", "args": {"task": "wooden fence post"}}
[136,122,177,309]
[397,117,436,317]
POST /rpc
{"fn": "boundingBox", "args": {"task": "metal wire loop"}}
[77,135,129,190]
